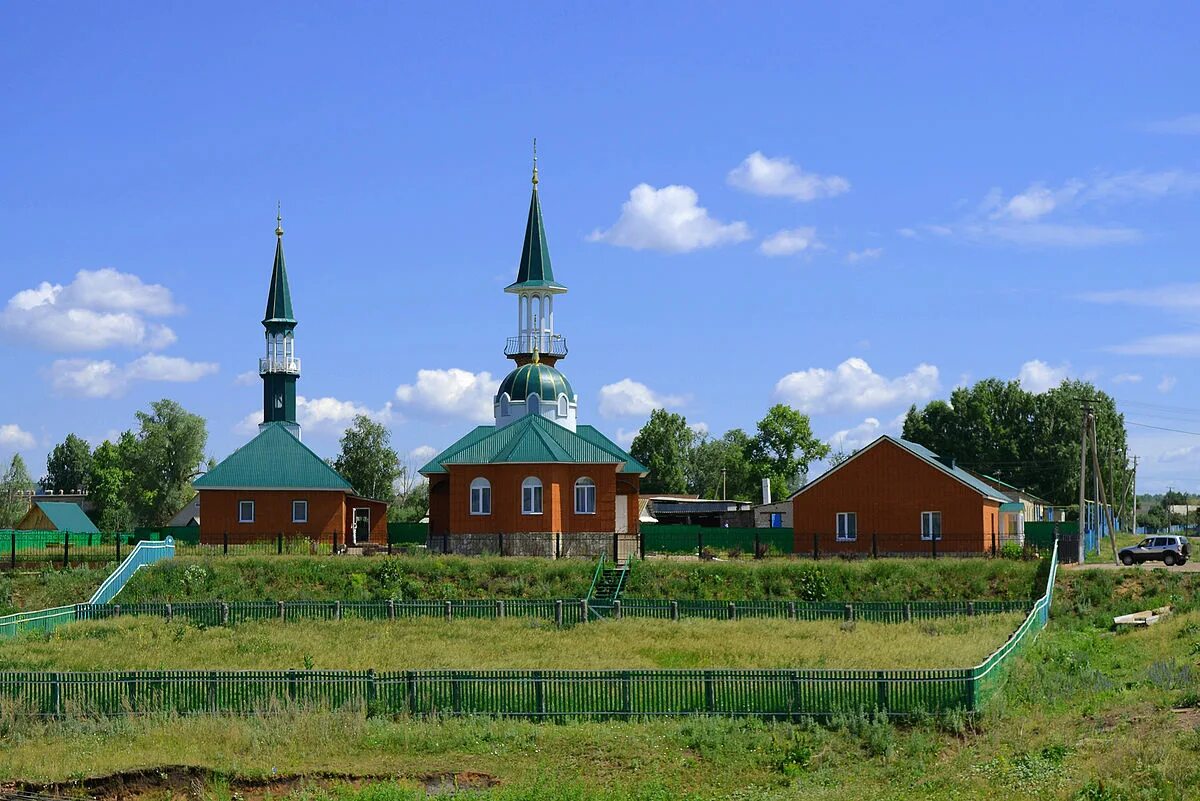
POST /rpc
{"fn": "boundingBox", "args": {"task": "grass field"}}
[0,565,111,616]
[0,614,1021,671]
[112,554,1042,605]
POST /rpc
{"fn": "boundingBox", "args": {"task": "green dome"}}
[496,362,576,403]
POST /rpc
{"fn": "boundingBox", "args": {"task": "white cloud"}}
[1112,373,1143,384]
[727,152,850,201]
[1082,284,1200,311]
[46,354,218,398]
[759,227,820,257]
[1110,334,1200,357]
[828,414,906,453]
[234,371,259,386]
[1145,114,1200,135]
[615,428,639,448]
[598,378,686,418]
[992,182,1082,221]
[962,222,1141,248]
[1159,375,1178,393]
[1016,360,1069,393]
[774,358,939,414]
[1,269,180,351]
[845,247,883,264]
[1160,443,1200,463]
[395,368,496,423]
[689,421,709,438]
[897,227,919,239]
[235,396,393,435]
[409,445,437,461]
[0,424,35,450]
[588,184,751,253]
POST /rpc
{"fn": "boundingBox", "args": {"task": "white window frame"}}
[528,394,540,416]
[499,394,510,418]
[292,500,308,524]
[836,512,857,542]
[522,476,543,515]
[921,511,943,541]
[574,477,596,515]
[239,500,255,524]
[470,477,492,515]
[557,394,569,417]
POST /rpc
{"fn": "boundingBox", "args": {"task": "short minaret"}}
[503,140,568,368]
[259,209,301,439]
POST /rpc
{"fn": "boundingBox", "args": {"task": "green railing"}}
[0,542,1059,719]
[0,606,77,639]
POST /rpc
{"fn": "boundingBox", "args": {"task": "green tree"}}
[390,481,429,523]
[88,434,137,531]
[43,433,93,494]
[128,400,208,526]
[0,454,34,528]
[333,415,402,502]
[748,404,829,500]
[689,428,756,500]
[630,409,694,494]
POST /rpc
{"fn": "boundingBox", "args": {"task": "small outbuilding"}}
[791,435,1008,555]
[16,501,99,534]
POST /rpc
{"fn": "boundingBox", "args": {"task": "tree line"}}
[0,402,427,530]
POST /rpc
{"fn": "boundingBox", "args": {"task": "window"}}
[921,511,942,540]
[575,477,596,514]
[292,500,308,523]
[239,500,255,524]
[470,477,492,515]
[499,394,510,417]
[528,394,540,415]
[522,476,543,515]
[836,512,856,541]
[557,394,569,417]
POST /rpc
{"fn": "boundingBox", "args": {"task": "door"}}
[353,508,370,545]
[615,495,628,534]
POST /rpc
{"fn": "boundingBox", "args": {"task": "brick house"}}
[792,435,1008,555]
[420,158,646,559]
[193,213,387,547]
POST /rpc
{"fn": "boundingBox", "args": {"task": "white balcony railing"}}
[259,357,301,375]
[504,334,568,357]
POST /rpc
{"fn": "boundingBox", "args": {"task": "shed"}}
[16,501,100,534]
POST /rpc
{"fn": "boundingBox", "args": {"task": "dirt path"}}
[1063,559,1200,572]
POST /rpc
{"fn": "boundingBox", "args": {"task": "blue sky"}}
[1,3,1199,494]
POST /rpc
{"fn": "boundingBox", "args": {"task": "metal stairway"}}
[585,554,633,619]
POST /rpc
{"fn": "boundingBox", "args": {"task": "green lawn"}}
[0,615,1020,671]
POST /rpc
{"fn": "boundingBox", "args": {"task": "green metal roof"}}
[33,501,99,533]
[419,414,647,475]
[495,362,576,403]
[505,187,567,294]
[263,233,296,326]
[194,423,352,491]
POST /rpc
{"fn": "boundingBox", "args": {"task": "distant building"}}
[646,497,754,528]
[16,501,99,534]
[753,499,792,529]
[792,435,1008,555]
[192,214,387,547]
[420,156,646,559]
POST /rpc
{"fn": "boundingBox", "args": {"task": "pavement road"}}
[1064,559,1200,572]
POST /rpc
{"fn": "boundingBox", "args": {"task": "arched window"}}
[499,393,510,417]
[574,477,596,515]
[470,477,491,515]
[528,394,540,416]
[521,476,543,515]
[557,394,569,417]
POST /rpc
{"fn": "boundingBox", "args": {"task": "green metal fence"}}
[387,522,429,545]
[0,541,1059,719]
[642,525,794,555]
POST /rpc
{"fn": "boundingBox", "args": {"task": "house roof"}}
[419,414,647,475]
[792,435,1009,503]
[194,422,353,491]
[263,224,295,326]
[505,185,567,294]
[33,501,99,533]
[968,470,1054,505]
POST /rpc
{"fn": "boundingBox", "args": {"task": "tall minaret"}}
[259,208,300,439]
[503,139,568,368]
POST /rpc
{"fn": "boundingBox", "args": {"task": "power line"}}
[1127,421,1200,437]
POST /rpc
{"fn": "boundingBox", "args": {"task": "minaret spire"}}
[260,207,300,439]
[532,138,538,188]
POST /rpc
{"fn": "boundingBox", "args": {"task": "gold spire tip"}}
[275,202,283,237]
[532,137,539,187]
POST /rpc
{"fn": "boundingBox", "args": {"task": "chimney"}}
[761,478,772,505]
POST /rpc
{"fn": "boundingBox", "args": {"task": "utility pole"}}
[1078,402,1090,564]
[721,468,727,501]
[1089,414,1119,563]
[1131,456,1138,536]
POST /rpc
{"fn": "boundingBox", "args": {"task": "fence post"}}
[498,532,504,556]
[333,530,339,555]
[335,601,343,621]
[278,532,283,555]
[787,601,796,620]
[639,531,645,561]
[704,671,715,713]
[991,531,997,557]
[63,535,69,570]
[612,531,619,562]
[670,600,679,622]
[223,531,229,555]
[555,600,563,627]
[727,602,736,621]
[613,599,622,620]
[387,599,395,620]
[903,603,912,623]
[697,529,704,557]
[165,603,173,621]
[496,600,505,618]
[443,532,449,554]
[278,600,285,621]
[51,672,61,717]
[115,533,121,563]
[366,668,377,712]
[580,599,589,622]
[813,532,820,560]
[444,600,452,622]
[931,535,938,559]
[968,602,976,617]
[10,530,15,569]
[871,532,878,559]
[534,670,546,716]
[208,671,218,713]
[844,603,854,622]
[114,604,121,617]
[221,603,230,626]
[876,670,888,711]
